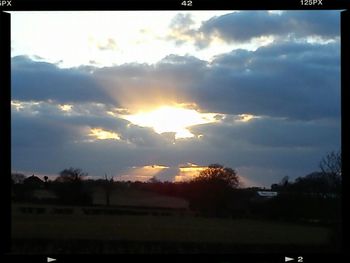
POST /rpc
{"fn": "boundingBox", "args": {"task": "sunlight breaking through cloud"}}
[59,104,73,112]
[120,105,220,139]
[11,101,24,111]
[174,163,208,182]
[88,128,121,140]
[115,164,169,182]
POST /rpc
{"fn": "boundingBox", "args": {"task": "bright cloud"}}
[120,105,221,139]
[59,104,73,112]
[10,11,233,68]
[116,164,170,182]
[237,114,260,122]
[174,164,208,182]
[88,128,121,140]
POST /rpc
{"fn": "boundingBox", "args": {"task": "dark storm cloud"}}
[11,111,80,149]
[193,41,340,120]
[11,105,88,174]
[95,54,207,83]
[11,101,172,148]
[178,118,340,186]
[11,100,177,176]
[168,11,340,48]
[93,55,208,108]
[191,117,340,150]
[12,101,128,132]
[212,41,340,70]
[119,124,174,147]
[11,56,113,104]
[11,101,340,185]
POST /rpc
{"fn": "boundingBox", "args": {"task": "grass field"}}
[92,188,189,208]
[12,211,331,245]
[11,191,338,254]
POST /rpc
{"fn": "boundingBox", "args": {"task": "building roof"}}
[23,175,44,185]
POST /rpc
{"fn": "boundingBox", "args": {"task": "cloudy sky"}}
[11,11,341,187]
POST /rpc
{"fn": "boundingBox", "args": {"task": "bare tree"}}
[320,151,341,178]
[56,167,87,183]
[280,176,289,186]
[319,151,342,196]
[104,174,114,206]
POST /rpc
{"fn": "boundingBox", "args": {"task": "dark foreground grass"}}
[11,210,336,254]
[12,213,331,244]
[11,238,336,254]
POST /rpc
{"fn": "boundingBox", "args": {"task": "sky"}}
[10,11,341,187]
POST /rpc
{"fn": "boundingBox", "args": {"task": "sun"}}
[120,105,219,139]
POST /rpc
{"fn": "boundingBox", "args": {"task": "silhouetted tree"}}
[270,183,279,191]
[280,176,289,187]
[104,174,114,206]
[320,151,341,177]
[56,167,87,183]
[193,164,240,188]
[189,164,240,217]
[148,176,160,184]
[279,152,342,195]
[270,176,290,192]
[319,151,341,195]
[293,172,329,194]
[43,176,49,188]
[11,173,29,201]
[54,168,92,205]
[265,161,342,223]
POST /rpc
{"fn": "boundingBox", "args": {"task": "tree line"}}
[11,151,342,224]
